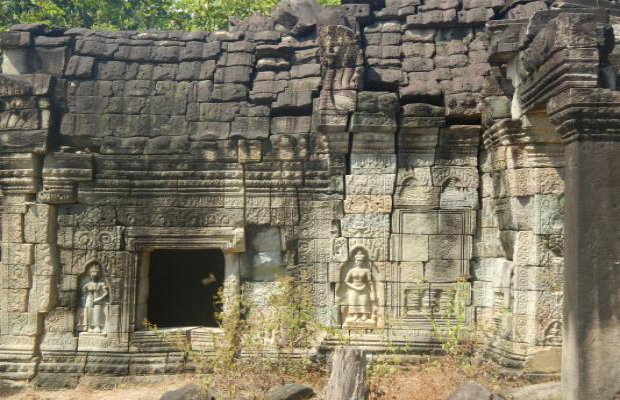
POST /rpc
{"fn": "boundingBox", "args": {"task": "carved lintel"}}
[548,88,620,143]
[518,11,608,111]
[124,226,246,253]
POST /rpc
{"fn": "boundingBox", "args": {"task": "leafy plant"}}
[429,279,470,359]
[147,275,327,398]
[1,0,342,31]
[368,317,411,399]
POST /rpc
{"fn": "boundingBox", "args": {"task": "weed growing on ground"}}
[146,277,529,400]
[368,337,408,399]
[430,279,470,359]
[148,276,328,399]
[368,279,528,399]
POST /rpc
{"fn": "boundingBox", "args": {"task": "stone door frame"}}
[125,226,245,333]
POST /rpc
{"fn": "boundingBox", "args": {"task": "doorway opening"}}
[147,249,225,328]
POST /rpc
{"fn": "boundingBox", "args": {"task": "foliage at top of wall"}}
[0,0,342,32]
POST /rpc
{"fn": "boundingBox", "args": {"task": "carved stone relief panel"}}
[2,289,28,313]
[40,307,79,352]
[43,307,76,334]
[317,24,362,113]
[440,187,478,209]
[1,213,24,243]
[2,242,34,266]
[24,204,56,244]
[298,239,331,264]
[77,260,109,334]
[397,167,432,187]
[402,283,436,316]
[390,209,474,326]
[270,194,299,227]
[263,134,308,160]
[344,195,392,214]
[504,168,565,197]
[299,200,344,222]
[535,290,563,346]
[398,282,470,320]
[351,132,395,153]
[298,218,334,239]
[116,207,244,228]
[333,247,384,329]
[539,320,562,346]
[176,192,244,209]
[3,312,41,336]
[348,237,389,262]
[346,174,396,196]
[73,227,124,251]
[33,244,58,276]
[28,274,55,313]
[394,185,440,208]
[331,237,349,263]
[341,214,389,238]
[245,193,271,225]
[1,262,31,289]
[431,166,479,188]
[350,154,397,175]
[534,194,564,235]
[313,281,331,327]
[69,206,117,228]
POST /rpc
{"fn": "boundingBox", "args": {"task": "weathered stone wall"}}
[0,0,618,392]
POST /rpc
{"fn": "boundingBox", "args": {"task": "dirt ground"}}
[1,362,548,400]
[369,363,526,400]
[3,375,196,400]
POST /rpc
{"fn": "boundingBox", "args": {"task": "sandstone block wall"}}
[1,0,618,388]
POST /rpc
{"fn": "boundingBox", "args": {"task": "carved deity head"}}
[354,252,367,268]
[89,263,102,281]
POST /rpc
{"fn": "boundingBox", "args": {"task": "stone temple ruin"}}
[0,0,619,399]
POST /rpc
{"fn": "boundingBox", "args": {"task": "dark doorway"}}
[147,249,225,328]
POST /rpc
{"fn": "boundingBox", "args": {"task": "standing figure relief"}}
[318,24,363,112]
[336,248,378,328]
[80,262,109,334]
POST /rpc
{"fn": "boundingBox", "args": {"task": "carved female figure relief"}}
[318,25,363,112]
[80,262,109,333]
[336,249,378,328]
[344,252,374,322]
[541,320,562,346]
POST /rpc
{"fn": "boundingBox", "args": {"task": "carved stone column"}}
[0,73,54,381]
[549,88,620,400]
[493,7,619,396]
[480,115,565,370]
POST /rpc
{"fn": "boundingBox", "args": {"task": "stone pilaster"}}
[549,88,620,400]
[479,115,565,370]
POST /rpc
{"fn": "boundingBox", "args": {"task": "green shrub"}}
[1,0,342,31]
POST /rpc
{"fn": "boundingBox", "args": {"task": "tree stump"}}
[325,346,368,400]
